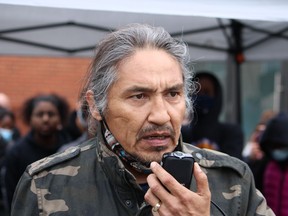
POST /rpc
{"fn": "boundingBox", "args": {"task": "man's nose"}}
[147,97,171,125]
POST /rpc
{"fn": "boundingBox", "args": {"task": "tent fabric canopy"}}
[2,0,288,22]
[1,0,288,124]
[1,1,288,61]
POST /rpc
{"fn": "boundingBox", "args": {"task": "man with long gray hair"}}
[11,24,274,215]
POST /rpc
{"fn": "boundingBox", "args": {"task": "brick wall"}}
[0,56,91,134]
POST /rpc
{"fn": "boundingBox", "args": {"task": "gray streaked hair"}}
[80,23,195,128]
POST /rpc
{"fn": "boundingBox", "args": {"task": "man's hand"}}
[144,162,211,216]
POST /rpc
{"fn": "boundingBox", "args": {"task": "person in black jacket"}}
[3,94,71,212]
[181,71,244,159]
[0,108,19,164]
[0,108,20,215]
[252,113,288,215]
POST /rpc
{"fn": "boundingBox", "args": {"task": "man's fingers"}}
[149,162,187,196]
[146,170,172,201]
[147,161,211,215]
[149,161,210,199]
[194,163,210,197]
[145,172,171,214]
[144,187,161,207]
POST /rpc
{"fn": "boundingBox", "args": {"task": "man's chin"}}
[133,148,171,164]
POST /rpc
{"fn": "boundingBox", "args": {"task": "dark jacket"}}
[4,130,71,210]
[250,113,288,216]
[182,72,244,159]
[11,125,274,216]
[251,113,288,190]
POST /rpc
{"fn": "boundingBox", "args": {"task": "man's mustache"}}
[136,124,176,141]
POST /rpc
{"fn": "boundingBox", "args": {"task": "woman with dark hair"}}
[3,94,71,212]
[253,113,288,216]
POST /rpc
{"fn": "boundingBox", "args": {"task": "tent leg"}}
[280,60,288,113]
[225,54,242,124]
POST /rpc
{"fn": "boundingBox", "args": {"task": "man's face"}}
[30,101,61,136]
[104,48,186,163]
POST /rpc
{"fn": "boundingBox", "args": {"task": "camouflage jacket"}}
[11,129,275,216]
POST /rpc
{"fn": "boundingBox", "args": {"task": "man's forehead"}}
[115,72,184,92]
[117,50,182,76]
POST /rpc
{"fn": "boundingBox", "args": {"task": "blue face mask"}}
[194,95,215,115]
[0,128,13,143]
[271,149,288,162]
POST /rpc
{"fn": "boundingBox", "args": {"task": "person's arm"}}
[11,171,39,216]
[145,162,211,216]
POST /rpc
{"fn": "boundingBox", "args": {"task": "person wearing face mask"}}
[0,106,21,146]
[181,72,244,159]
[0,108,20,215]
[0,108,20,163]
[253,113,288,216]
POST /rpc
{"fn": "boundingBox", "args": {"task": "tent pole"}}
[225,55,237,123]
[226,20,243,125]
[232,20,243,125]
[235,61,242,124]
[280,61,288,113]
[226,51,242,124]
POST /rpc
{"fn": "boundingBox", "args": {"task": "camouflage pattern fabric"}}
[11,125,275,216]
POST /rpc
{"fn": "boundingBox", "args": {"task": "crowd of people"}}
[0,93,87,215]
[0,23,286,215]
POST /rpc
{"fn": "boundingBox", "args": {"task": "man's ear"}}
[86,90,102,121]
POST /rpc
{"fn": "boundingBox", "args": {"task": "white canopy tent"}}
[1,0,288,123]
[1,0,288,59]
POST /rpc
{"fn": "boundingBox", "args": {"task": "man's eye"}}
[169,92,179,97]
[133,94,145,99]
